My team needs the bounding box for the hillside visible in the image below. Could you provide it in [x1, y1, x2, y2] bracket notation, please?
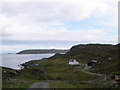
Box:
[17, 49, 69, 54]
[66, 44, 117, 59]
[22, 44, 119, 88]
[23, 43, 119, 76]
[2, 44, 120, 88]
[63, 44, 119, 74]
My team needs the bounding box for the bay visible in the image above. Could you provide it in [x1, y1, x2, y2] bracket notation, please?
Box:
[1, 54, 54, 69]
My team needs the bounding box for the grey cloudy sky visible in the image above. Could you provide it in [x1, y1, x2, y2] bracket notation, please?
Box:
[0, 0, 119, 53]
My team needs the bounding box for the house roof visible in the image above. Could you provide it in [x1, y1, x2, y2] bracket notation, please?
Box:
[89, 60, 97, 63]
[69, 59, 76, 62]
[69, 60, 74, 62]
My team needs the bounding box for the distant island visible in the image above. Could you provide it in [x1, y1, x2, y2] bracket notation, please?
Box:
[17, 49, 69, 54]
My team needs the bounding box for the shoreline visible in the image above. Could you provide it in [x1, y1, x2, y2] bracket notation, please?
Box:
[1, 53, 55, 70]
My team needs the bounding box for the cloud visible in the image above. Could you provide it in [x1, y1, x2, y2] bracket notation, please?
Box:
[1, 0, 118, 23]
[0, 0, 118, 52]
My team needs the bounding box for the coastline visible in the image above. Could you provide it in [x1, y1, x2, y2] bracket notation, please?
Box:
[1, 53, 55, 70]
[2, 44, 120, 88]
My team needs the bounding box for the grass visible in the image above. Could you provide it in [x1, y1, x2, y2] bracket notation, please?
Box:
[2, 55, 115, 88]
[90, 61, 119, 74]
[2, 66, 45, 88]
[49, 80, 106, 88]
[26, 58, 99, 81]
[2, 79, 39, 88]
[50, 81, 76, 88]
[2, 44, 119, 88]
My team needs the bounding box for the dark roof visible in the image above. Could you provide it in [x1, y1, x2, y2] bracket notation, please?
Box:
[89, 60, 97, 63]
[69, 60, 74, 62]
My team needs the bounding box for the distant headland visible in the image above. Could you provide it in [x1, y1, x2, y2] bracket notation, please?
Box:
[17, 49, 69, 54]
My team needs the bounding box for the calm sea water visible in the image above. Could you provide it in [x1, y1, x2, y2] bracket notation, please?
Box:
[1, 54, 54, 69]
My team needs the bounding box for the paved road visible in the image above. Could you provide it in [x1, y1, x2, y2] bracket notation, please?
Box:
[27, 82, 49, 90]
[80, 64, 106, 83]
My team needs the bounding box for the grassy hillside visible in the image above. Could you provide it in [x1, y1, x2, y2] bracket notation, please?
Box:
[25, 57, 98, 81]
[64, 44, 119, 74]
[66, 44, 117, 60]
[2, 67, 45, 88]
[2, 44, 119, 88]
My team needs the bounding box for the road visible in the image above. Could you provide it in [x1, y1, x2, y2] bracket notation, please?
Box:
[80, 64, 106, 83]
[27, 82, 50, 90]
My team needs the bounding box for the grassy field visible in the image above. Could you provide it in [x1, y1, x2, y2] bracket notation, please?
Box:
[89, 60, 119, 74]
[2, 57, 99, 88]
[49, 80, 108, 88]
[25, 57, 99, 81]
[2, 79, 39, 88]
[2, 66, 45, 88]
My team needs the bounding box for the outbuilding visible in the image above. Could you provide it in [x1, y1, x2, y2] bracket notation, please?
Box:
[88, 60, 97, 66]
[111, 74, 120, 81]
[115, 74, 120, 81]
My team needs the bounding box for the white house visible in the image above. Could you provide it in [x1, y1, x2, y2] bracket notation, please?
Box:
[69, 59, 79, 65]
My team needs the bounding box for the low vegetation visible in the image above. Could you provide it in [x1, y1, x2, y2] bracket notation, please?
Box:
[2, 67, 45, 88]
[2, 44, 120, 88]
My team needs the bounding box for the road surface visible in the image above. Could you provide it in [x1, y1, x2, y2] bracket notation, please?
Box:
[81, 64, 106, 83]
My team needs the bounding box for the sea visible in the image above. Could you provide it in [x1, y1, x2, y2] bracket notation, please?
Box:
[0, 54, 54, 70]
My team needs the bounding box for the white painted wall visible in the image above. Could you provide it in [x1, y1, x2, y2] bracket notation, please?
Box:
[69, 60, 79, 65]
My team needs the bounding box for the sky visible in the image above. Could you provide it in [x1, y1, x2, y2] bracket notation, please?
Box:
[0, 0, 119, 53]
